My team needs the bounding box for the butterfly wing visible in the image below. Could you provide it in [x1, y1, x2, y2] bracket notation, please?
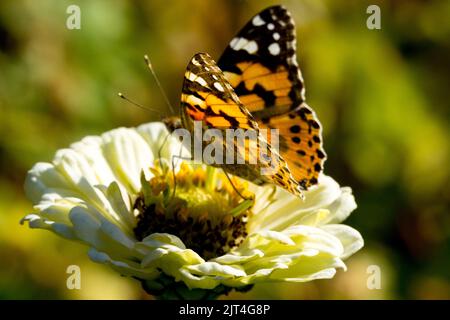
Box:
[218, 5, 326, 189]
[264, 103, 326, 189]
[180, 52, 303, 197]
[181, 52, 258, 131]
[218, 5, 304, 118]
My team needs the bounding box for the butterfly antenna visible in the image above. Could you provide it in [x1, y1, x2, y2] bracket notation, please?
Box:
[117, 92, 163, 117]
[144, 54, 175, 115]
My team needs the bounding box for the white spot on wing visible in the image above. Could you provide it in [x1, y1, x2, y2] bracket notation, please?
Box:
[230, 37, 239, 48]
[245, 41, 258, 54]
[252, 15, 265, 26]
[287, 57, 297, 65]
[213, 82, 224, 92]
[231, 37, 248, 50]
[192, 58, 200, 66]
[186, 71, 196, 82]
[186, 71, 208, 87]
[196, 77, 207, 87]
[273, 32, 280, 40]
[268, 43, 281, 55]
[186, 94, 204, 106]
[268, 23, 275, 30]
[230, 37, 258, 54]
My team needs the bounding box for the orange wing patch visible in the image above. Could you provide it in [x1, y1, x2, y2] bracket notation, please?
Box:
[217, 5, 326, 190]
[181, 54, 259, 131]
[259, 103, 326, 188]
[223, 63, 293, 115]
[218, 6, 305, 118]
[177, 52, 304, 198]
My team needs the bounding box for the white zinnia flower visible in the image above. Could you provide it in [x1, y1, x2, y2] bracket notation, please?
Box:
[21, 122, 363, 299]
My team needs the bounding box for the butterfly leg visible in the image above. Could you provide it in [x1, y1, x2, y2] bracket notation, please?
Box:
[170, 150, 194, 199]
[222, 169, 253, 201]
[157, 132, 171, 163]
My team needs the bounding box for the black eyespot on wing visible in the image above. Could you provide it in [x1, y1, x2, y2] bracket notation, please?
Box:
[316, 149, 326, 159]
[290, 125, 301, 133]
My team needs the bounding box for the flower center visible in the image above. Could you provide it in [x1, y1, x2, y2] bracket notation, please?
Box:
[133, 160, 254, 260]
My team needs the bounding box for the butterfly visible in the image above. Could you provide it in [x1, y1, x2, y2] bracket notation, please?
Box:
[163, 5, 326, 197]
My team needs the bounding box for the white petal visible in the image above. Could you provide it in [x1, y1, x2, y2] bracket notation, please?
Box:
[35, 195, 82, 223]
[177, 268, 221, 290]
[140, 248, 169, 267]
[137, 122, 191, 170]
[69, 206, 102, 246]
[295, 209, 331, 226]
[283, 225, 344, 257]
[101, 128, 154, 193]
[98, 215, 136, 250]
[186, 262, 246, 278]
[70, 136, 117, 186]
[54, 148, 103, 189]
[100, 182, 135, 230]
[24, 162, 71, 204]
[140, 233, 187, 249]
[268, 252, 347, 282]
[222, 224, 347, 285]
[53, 148, 113, 213]
[211, 249, 264, 265]
[322, 187, 357, 224]
[270, 267, 338, 282]
[137, 122, 178, 158]
[320, 224, 364, 259]
[21, 214, 76, 239]
[249, 175, 342, 232]
[69, 206, 136, 258]
[257, 230, 295, 245]
[88, 248, 159, 280]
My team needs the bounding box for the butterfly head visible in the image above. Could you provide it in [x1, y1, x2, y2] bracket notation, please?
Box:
[162, 116, 183, 133]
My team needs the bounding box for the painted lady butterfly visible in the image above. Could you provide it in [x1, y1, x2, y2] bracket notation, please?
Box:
[163, 5, 326, 197]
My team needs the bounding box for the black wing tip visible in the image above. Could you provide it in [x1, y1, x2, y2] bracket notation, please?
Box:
[186, 52, 222, 72]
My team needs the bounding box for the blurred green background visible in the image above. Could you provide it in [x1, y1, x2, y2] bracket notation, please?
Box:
[0, 0, 449, 299]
